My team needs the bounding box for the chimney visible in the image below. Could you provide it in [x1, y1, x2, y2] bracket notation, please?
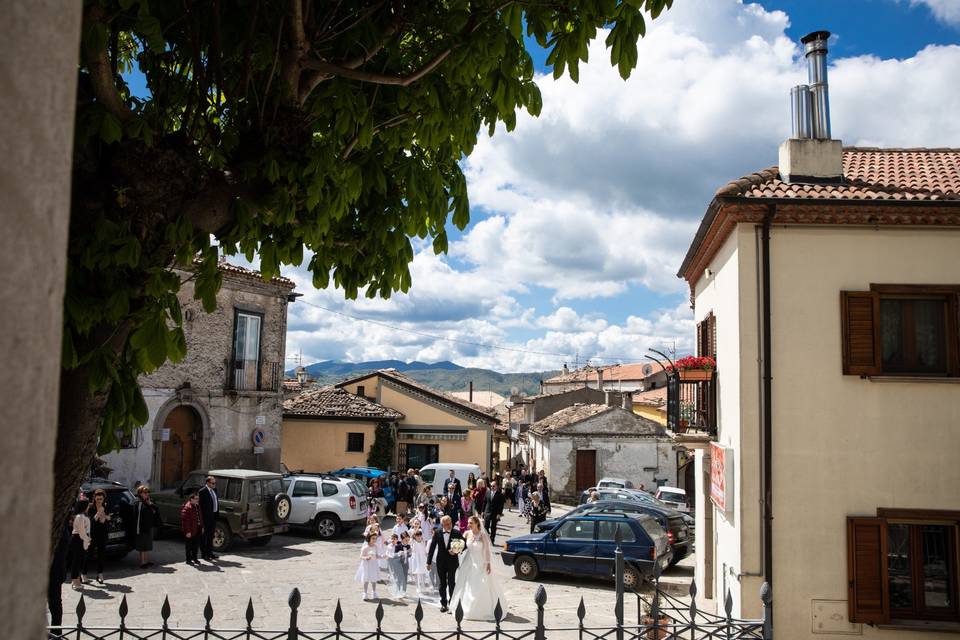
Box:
[469, 381, 473, 403]
[605, 391, 616, 407]
[622, 392, 633, 412]
[539, 379, 544, 395]
[597, 367, 604, 390]
[779, 30, 843, 184]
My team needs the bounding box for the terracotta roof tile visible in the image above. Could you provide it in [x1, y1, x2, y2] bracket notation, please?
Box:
[545, 363, 656, 385]
[284, 386, 403, 420]
[529, 404, 614, 434]
[718, 148, 960, 201]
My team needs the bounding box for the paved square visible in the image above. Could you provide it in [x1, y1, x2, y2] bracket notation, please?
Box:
[58, 506, 692, 634]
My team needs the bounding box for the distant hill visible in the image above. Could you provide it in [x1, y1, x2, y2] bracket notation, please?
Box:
[287, 360, 558, 398]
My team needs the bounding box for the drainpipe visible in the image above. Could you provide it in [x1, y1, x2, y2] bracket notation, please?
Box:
[760, 205, 775, 598]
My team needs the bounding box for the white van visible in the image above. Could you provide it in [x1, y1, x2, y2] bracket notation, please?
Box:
[417, 463, 482, 496]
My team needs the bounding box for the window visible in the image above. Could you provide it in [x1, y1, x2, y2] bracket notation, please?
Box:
[847, 510, 959, 625]
[841, 286, 959, 377]
[556, 520, 595, 540]
[697, 312, 717, 359]
[357, 385, 365, 397]
[597, 520, 636, 542]
[321, 483, 338, 497]
[346, 433, 365, 452]
[232, 310, 262, 390]
[249, 480, 264, 503]
[291, 481, 318, 498]
[222, 479, 242, 502]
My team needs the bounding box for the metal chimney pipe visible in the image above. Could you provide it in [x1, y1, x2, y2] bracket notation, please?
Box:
[790, 85, 813, 139]
[801, 30, 831, 140]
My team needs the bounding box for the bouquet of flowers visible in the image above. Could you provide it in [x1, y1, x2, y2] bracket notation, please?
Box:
[449, 539, 466, 555]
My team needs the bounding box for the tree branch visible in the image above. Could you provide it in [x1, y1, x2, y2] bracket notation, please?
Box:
[281, 0, 308, 104]
[83, 5, 134, 122]
[341, 113, 412, 161]
[302, 48, 451, 87]
[298, 20, 398, 104]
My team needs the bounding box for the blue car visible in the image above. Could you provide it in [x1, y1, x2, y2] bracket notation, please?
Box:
[330, 467, 395, 508]
[501, 513, 672, 590]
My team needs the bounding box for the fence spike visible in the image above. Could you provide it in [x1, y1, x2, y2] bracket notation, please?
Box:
[414, 599, 423, 624]
[334, 599, 343, 627]
[760, 582, 772, 605]
[246, 597, 255, 627]
[724, 590, 733, 619]
[689, 579, 697, 600]
[119, 594, 129, 622]
[455, 601, 464, 628]
[75, 594, 86, 625]
[494, 599, 503, 624]
[204, 596, 214, 626]
[376, 601, 385, 628]
[577, 597, 586, 623]
[288, 588, 302, 610]
[161, 595, 171, 622]
[535, 585, 547, 607]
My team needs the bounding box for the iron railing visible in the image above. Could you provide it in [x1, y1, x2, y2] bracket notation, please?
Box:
[50, 540, 771, 640]
[666, 371, 717, 437]
[225, 359, 281, 393]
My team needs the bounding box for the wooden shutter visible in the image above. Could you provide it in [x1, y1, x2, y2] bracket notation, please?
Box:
[696, 321, 703, 357]
[707, 314, 717, 359]
[841, 292, 881, 376]
[847, 517, 890, 624]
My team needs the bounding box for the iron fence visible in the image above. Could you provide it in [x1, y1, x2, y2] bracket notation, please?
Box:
[666, 372, 717, 437]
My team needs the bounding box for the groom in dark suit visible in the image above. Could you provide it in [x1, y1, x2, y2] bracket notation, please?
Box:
[427, 515, 464, 613]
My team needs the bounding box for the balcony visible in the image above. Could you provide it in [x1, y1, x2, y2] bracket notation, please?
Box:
[666, 369, 717, 443]
[225, 358, 281, 393]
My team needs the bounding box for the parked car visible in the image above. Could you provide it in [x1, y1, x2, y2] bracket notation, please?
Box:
[579, 487, 664, 506]
[79, 478, 136, 558]
[597, 477, 634, 489]
[282, 473, 368, 539]
[329, 466, 395, 512]
[534, 499, 692, 565]
[153, 469, 292, 552]
[655, 486, 690, 513]
[501, 512, 671, 590]
[416, 463, 482, 496]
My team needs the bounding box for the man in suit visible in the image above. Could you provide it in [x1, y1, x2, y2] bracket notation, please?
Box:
[427, 515, 464, 613]
[198, 476, 219, 560]
[442, 469, 462, 502]
[483, 481, 506, 544]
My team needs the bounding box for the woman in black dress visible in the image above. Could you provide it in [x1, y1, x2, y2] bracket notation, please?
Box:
[134, 485, 160, 568]
[85, 489, 110, 584]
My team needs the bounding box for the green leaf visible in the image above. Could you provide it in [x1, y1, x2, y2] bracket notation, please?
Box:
[99, 112, 122, 144]
[130, 387, 149, 425]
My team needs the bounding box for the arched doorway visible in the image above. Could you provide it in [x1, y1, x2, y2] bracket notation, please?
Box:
[160, 405, 202, 488]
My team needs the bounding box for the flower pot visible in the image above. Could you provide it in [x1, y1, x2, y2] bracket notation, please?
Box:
[678, 369, 712, 381]
[642, 616, 672, 640]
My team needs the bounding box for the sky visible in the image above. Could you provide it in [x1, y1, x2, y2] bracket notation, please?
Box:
[262, 0, 960, 373]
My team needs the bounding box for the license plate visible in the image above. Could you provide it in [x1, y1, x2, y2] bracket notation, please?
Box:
[108, 531, 125, 540]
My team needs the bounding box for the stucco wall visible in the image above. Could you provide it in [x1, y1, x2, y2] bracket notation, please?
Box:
[767, 225, 960, 640]
[282, 419, 378, 472]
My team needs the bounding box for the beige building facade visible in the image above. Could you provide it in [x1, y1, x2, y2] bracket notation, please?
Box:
[678, 146, 960, 640]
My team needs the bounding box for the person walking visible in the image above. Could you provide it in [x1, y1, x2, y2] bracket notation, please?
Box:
[85, 489, 110, 584]
[427, 515, 465, 613]
[483, 481, 506, 544]
[442, 469, 462, 502]
[395, 473, 412, 518]
[198, 476, 219, 560]
[134, 485, 160, 568]
[69, 501, 91, 590]
[473, 478, 488, 515]
[528, 492, 548, 534]
[356, 532, 382, 601]
[180, 490, 204, 566]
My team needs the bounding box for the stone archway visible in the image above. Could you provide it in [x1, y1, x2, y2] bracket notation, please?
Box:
[152, 397, 211, 488]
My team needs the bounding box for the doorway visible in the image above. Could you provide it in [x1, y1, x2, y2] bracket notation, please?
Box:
[575, 449, 596, 492]
[405, 444, 439, 470]
[160, 405, 202, 488]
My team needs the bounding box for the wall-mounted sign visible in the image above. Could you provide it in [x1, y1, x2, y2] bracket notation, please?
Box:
[710, 441, 734, 515]
[251, 428, 266, 447]
[255, 415, 266, 425]
[160, 428, 171, 442]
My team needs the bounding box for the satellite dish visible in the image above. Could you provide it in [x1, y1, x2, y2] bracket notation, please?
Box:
[642, 364, 653, 376]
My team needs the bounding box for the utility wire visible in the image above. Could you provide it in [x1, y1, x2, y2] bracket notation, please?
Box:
[294, 298, 651, 363]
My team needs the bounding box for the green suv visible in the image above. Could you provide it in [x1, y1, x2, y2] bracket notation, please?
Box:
[153, 469, 292, 552]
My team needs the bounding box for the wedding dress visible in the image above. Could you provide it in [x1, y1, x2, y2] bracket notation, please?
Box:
[449, 529, 507, 621]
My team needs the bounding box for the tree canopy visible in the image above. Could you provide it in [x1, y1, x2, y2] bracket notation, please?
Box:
[57, 0, 673, 547]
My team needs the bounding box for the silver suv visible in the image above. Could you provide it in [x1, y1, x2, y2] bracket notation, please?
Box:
[282, 474, 368, 539]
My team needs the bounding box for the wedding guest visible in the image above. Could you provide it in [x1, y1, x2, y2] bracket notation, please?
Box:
[409, 529, 430, 596]
[134, 485, 160, 568]
[180, 490, 203, 566]
[69, 501, 91, 590]
[466, 472, 477, 493]
[483, 481, 506, 544]
[386, 533, 409, 598]
[528, 492, 548, 534]
[459, 491, 474, 531]
[198, 476, 219, 561]
[473, 478, 488, 515]
[84, 489, 110, 584]
[356, 532, 382, 601]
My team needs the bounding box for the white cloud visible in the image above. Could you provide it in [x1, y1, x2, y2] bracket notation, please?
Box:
[913, 0, 960, 26]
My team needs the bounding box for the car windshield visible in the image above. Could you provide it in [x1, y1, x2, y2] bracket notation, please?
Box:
[659, 490, 685, 502]
[599, 481, 625, 488]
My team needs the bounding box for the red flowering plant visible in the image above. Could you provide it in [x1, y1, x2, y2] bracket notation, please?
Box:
[667, 356, 716, 372]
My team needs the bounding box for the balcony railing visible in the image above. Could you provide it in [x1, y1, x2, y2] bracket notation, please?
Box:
[666, 370, 717, 437]
[225, 359, 281, 393]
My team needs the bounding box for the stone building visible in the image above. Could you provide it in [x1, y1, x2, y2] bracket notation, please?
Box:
[104, 262, 296, 488]
[527, 404, 675, 501]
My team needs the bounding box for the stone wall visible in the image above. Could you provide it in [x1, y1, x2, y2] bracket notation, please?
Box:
[547, 437, 677, 501]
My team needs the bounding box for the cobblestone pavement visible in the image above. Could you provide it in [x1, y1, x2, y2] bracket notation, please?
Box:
[57, 505, 693, 634]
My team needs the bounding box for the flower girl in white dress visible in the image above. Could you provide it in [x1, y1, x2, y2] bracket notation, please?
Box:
[408, 528, 430, 595]
[355, 532, 382, 601]
[449, 516, 507, 621]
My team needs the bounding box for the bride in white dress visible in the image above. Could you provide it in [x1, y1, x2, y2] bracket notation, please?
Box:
[449, 515, 507, 621]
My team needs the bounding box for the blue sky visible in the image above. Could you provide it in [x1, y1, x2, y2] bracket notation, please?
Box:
[265, 1, 960, 372]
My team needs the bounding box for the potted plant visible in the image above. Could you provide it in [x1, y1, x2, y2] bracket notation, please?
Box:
[669, 356, 716, 381]
[641, 600, 672, 640]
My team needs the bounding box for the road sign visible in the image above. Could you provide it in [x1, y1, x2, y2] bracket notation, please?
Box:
[251, 427, 266, 446]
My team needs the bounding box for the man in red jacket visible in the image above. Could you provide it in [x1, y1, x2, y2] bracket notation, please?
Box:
[180, 491, 204, 566]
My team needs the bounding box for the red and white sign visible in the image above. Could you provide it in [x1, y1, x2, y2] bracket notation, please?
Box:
[709, 442, 733, 514]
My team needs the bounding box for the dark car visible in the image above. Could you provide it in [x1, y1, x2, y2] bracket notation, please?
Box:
[80, 478, 137, 558]
[501, 512, 671, 590]
[579, 487, 665, 506]
[536, 499, 692, 566]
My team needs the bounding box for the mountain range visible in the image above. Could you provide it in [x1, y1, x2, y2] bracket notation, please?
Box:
[287, 360, 559, 398]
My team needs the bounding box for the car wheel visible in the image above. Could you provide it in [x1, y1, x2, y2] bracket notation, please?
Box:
[514, 555, 540, 580]
[314, 514, 341, 540]
[622, 565, 642, 591]
[212, 520, 233, 552]
[272, 493, 292, 523]
[249, 535, 272, 546]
